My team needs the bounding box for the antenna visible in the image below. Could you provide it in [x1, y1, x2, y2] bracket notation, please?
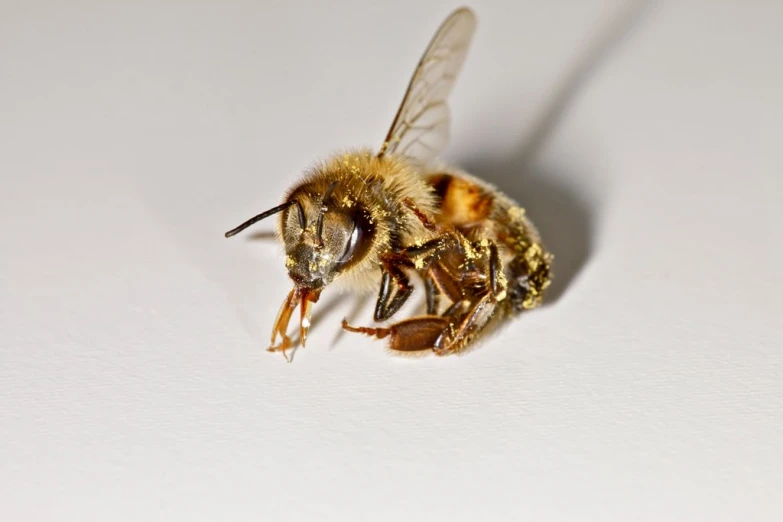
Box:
[224, 199, 305, 238]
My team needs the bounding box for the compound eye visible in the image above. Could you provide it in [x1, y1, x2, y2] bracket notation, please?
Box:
[338, 209, 374, 268]
[339, 222, 362, 264]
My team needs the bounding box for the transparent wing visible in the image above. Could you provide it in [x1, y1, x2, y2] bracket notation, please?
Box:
[378, 7, 477, 164]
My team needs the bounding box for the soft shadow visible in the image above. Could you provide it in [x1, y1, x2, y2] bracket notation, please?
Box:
[309, 291, 352, 328]
[329, 293, 372, 349]
[245, 230, 277, 241]
[512, 0, 655, 169]
[452, 0, 654, 303]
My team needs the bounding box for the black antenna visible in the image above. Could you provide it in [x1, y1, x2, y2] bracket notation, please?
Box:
[316, 182, 339, 246]
[224, 199, 305, 238]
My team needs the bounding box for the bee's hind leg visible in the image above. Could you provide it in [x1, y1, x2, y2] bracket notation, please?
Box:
[430, 244, 506, 356]
[342, 316, 450, 353]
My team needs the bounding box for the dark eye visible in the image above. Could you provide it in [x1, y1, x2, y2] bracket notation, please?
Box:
[338, 209, 374, 268]
[339, 221, 362, 264]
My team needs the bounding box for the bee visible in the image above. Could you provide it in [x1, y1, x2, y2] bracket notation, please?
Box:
[224, 7, 552, 361]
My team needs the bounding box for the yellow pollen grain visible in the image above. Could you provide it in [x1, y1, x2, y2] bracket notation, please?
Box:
[463, 241, 480, 260]
[524, 244, 543, 271]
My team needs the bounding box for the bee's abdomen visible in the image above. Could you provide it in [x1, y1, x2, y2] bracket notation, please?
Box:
[423, 171, 553, 313]
[426, 173, 495, 227]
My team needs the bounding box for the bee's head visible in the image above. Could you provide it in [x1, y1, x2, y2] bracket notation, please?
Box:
[280, 182, 375, 290]
[224, 181, 377, 348]
[223, 181, 375, 291]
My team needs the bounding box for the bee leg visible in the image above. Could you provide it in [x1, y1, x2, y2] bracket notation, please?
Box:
[433, 293, 496, 356]
[402, 235, 451, 257]
[374, 236, 455, 322]
[341, 320, 392, 340]
[424, 276, 441, 315]
[374, 254, 415, 322]
[431, 244, 505, 356]
[442, 298, 470, 317]
[342, 317, 451, 353]
[487, 242, 507, 301]
[426, 261, 465, 304]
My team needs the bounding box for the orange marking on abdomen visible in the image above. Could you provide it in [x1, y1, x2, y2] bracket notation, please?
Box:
[427, 174, 495, 227]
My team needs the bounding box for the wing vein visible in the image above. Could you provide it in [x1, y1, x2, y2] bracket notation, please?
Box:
[376, 7, 477, 164]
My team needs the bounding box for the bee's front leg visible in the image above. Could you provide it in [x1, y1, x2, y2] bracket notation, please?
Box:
[373, 235, 455, 322]
[373, 253, 415, 322]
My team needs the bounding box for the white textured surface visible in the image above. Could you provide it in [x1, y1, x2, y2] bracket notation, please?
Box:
[1, 1, 782, 520]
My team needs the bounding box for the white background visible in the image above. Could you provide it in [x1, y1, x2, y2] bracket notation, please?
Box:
[2, 0, 782, 520]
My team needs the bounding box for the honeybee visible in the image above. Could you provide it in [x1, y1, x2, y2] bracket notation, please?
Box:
[225, 7, 552, 361]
